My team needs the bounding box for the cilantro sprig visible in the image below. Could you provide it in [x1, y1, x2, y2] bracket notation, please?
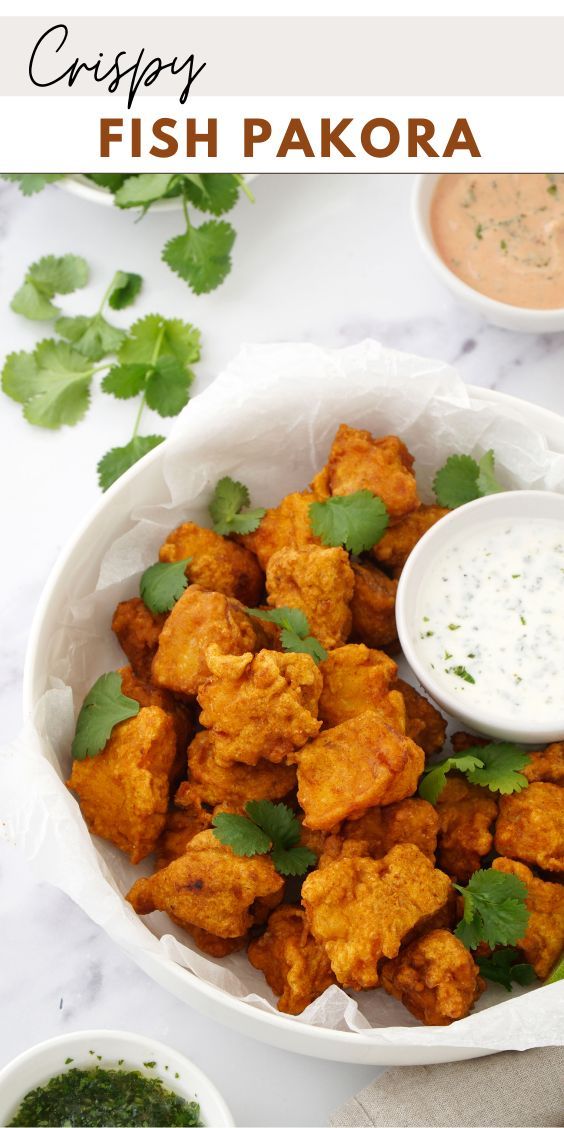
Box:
[140, 557, 191, 613]
[2, 173, 63, 195]
[209, 477, 265, 536]
[419, 742, 530, 804]
[11, 254, 88, 321]
[212, 800, 316, 876]
[71, 672, 140, 760]
[454, 869, 530, 950]
[476, 948, 535, 991]
[433, 450, 502, 508]
[309, 490, 389, 554]
[55, 270, 142, 362]
[247, 606, 328, 664]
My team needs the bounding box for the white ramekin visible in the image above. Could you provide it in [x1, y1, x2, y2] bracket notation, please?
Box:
[396, 489, 564, 743]
[0, 1030, 234, 1128]
[412, 174, 564, 333]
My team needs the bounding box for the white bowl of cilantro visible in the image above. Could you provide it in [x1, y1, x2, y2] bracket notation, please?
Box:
[59, 173, 256, 211]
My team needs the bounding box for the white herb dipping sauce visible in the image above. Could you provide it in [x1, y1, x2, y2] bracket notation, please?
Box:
[413, 514, 564, 728]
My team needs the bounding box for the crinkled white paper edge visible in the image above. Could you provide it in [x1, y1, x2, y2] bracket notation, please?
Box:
[2, 340, 564, 1050]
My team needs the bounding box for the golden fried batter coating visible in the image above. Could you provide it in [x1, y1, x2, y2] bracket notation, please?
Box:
[183, 926, 246, 958]
[152, 586, 261, 697]
[119, 666, 192, 759]
[266, 545, 354, 650]
[237, 491, 321, 571]
[68, 706, 177, 864]
[494, 783, 564, 873]
[436, 776, 498, 883]
[318, 836, 371, 868]
[492, 858, 564, 979]
[159, 520, 264, 606]
[302, 844, 452, 990]
[341, 798, 439, 862]
[154, 804, 212, 870]
[350, 561, 399, 650]
[396, 680, 447, 759]
[318, 644, 398, 728]
[247, 905, 335, 1014]
[523, 743, 564, 785]
[297, 710, 425, 830]
[381, 929, 484, 1025]
[325, 425, 419, 519]
[450, 732, 489, 754]
[127, 830, 284, 938]
[175, 730, 297, 809]
[198, 648, 322, 766]
[372, 506, 449, 572]
[112, 597, 167, 681]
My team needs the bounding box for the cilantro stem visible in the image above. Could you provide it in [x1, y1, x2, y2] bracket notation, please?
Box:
[181, 191, 191, 230]
[234, 174, 255, 203]
[97, 277, 115, 315]
[131, 394, 146, 439]
[131, 322, 165, 439]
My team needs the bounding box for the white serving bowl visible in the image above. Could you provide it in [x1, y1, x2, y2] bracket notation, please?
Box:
[21, 380, 564, 1067]
[58, 174, 256, 211]
[0, 1030, 233, 1127]
[412, 174, 564, 333]
[396, 489, 564, 743]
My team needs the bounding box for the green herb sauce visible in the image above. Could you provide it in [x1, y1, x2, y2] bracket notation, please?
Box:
[8, 1066, 201, 1127]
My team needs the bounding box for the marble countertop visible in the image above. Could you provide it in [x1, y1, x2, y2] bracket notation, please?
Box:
[2, 173, 564, 1128]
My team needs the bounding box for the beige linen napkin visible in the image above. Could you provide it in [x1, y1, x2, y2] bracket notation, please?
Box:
[330, 1048, 564, 1127]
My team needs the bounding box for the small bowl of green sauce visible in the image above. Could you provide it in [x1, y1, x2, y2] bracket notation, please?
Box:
[0, 1030, 234, 1128]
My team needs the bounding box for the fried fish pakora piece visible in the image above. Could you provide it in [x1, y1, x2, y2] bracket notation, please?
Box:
[380, 929, 484, 1025]
[372, 506, 449, 572]
[67, 706, 177, 864]
[341, 798, 439, 862]
[494, 783, 564, 873]
[396, 679, 447, 759]
[159, 520, 264, 606]
[198, 647, 322, 766]
[523, 743, 564, 785]
[317, 836, 371, 868]
[151, 585, 261, 697]
[112, 597, 167, 681]
[236, 491, 321, 571]
[297, 710, 425, 830]
[435, 776, 498, 883]
[302, 844, 452, 989]
[350, 561, 399, 650]
[154, 803, 212, 870]
[492, 858, 564, 979]
[127, 830, 284, 938]
[266, 545, 354, 650]
[119, 665, 193, 757]
[324, 424, 419, 519]
[318, 644, 398, 727]
[247, 905, 336, 1014]
[175, 730, 297, 809]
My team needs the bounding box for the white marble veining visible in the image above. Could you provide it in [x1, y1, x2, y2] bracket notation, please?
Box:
[1, 173, 564, 1127]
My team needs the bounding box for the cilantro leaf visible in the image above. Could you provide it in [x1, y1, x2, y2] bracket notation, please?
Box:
[309, 490, 389, 554]
[71, 671, 140, 760]
[85, 173, 128, 192]
[211, 812, 271, 857]
[247, 606, 328, 664]
[454, 869, 530, 950]
[101, 364, 149, 400]
[162, 220, 236, 294]
[466, 743, 530, 795]
[418, 751, 485, 804]
[477, 450, 503, 497]
[476, 948, 535, 991]
[209, 476, 265, 535]
[2, 173, 63, 195]
[182, 174, 241, 216]
[55, 313, 126, 361]
[11, 254, 88, 320]
[546, 954, 564, 984]
[107, 270, 143, 311]
[212, 800, 315, 875]
[145, 357, 193, 417]
[4, 340, 94, 429]
[97, 434, 165, 491]
[140, 557, 191, 613]
[433, 450, 502, 508]
[113, 173, 177, 209]
[117, 315, 201, 368]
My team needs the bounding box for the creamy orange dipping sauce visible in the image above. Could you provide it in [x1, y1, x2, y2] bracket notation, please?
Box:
[431, 174, 564, 309]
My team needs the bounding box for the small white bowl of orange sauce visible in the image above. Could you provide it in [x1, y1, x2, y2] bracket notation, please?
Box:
[412, 173, 564, 333]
